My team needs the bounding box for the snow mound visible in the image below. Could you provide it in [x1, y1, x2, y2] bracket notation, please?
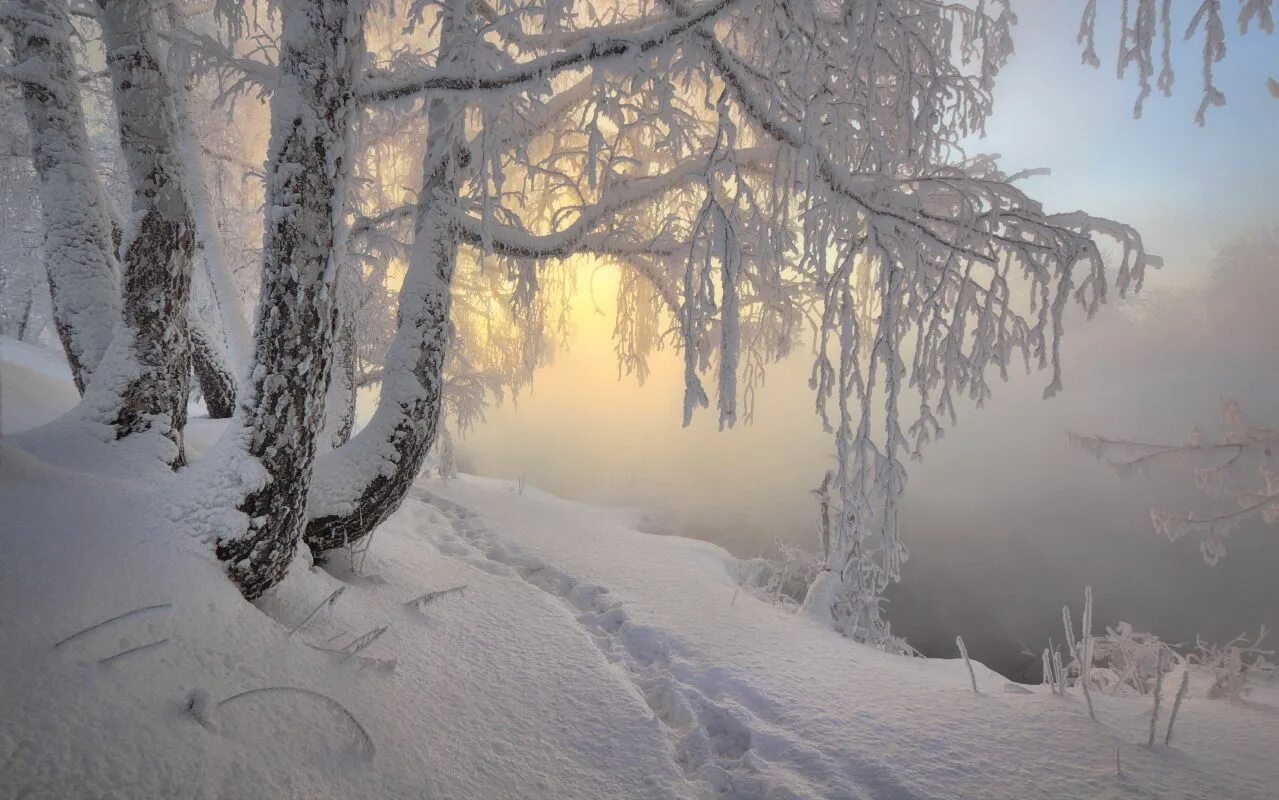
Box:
[0, 337, 78, 434]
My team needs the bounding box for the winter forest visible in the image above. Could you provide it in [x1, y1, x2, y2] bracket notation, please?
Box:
[0, 0, 1276, 797]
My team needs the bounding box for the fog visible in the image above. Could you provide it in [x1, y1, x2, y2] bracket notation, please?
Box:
[451, 6, 1279, 677]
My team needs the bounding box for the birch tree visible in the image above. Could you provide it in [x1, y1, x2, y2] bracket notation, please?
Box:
[0, 0, 1155, 608]
[73, 0, 197, 462]
[0, 0, 120, 393]
[191, 0, 368, 599]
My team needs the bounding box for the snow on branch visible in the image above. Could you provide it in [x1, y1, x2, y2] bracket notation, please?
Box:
[164, 27, 276, 101]
[357, 0, 743, 104]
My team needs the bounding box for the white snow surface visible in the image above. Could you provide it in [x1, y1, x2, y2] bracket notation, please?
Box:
[2, 340, 1277, 799]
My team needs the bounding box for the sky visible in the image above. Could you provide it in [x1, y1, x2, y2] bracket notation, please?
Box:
[452, 4, 1279, 675]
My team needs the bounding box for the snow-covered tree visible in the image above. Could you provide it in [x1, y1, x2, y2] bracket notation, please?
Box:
[0, 86, 43, 341]
[192, 0, 369, 598]
[8, 0, 1158, 609]
[0, 0, 121, 392]
[76, 0, 199, 461]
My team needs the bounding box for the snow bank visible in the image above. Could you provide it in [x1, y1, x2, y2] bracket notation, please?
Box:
[1, 346, 1276, 799]
[0, 337, 78, 434]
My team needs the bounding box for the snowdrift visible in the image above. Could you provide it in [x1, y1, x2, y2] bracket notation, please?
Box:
[1, 338, 1276, 799]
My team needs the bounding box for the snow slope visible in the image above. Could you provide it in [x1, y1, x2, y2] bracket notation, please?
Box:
[1, 341, 1276, 799]
[0, 337, 78, 434]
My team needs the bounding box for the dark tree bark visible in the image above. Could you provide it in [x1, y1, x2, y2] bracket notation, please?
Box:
[214, 0, 367, 599]
[164, 0, 254, 374]
[88, 0, 197, 462]
[2, 0, 121, 393]
[15, 285, 34, 341]
[188, 307, 236, 418]
[303, 9, 463, 555]
[321, 307, 358, 448]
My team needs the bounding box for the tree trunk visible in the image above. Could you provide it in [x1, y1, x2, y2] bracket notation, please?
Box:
[320, 302, 358, 449]
[82, 0, 196, 463]
[164, 0, 254, 375]
[188, 306, 236, 418]
[303, 12, 463, 554]
[213, 0, 367, 599]
[16, 285, 34, 341]
[2, 0, 121, 393]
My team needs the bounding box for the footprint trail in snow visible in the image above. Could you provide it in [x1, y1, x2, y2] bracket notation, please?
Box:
[411, 486, 777, 799]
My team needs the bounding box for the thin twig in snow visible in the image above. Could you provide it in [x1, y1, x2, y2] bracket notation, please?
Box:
[53, 603, 172, 648]
[1165, 669, 1190, 745]
[288, 587, 345, 637]
[404, 585, 467, 608]
[341, 625, 389, 662]
[956, 635, 979, 693]
[217, 687, 374, 757]
[1148, 650, 1166, 747]
[97, 638, 170, 664]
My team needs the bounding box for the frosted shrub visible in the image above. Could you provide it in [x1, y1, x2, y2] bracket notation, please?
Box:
[1091, 623, 1180, 696]
[734, 542, 821, 610]
[437, 426, 458, 480]
[1190, 627, 1276, 702]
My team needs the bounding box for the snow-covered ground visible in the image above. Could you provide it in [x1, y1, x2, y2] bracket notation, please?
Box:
[2, 336, 1276, 799]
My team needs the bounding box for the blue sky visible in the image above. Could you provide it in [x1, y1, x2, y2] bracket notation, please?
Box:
[977, 3, 1278, 285]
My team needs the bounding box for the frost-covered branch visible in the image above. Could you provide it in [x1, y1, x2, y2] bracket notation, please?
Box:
[357, 0, 741, 103]
[1078, 0, 1277, 123]
[1072, 400, 1279, 565]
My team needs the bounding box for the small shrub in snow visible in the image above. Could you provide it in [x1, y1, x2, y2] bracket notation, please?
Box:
[1092, 622, 1179, 696]
[437, 426, 457, 480]
[733, 541, 821, 610]
[1190, 627, 1276, 702]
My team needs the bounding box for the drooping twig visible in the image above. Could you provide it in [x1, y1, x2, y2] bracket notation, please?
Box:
[217, 687, 374, 757]
[956, 635, 979, 693]
[1164, 669, 1190, 745]
[404, 584, 467, 609]
[97, 638, 170, 665]
[54, 603, 172, 648]
[289, 587, 346, 637]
